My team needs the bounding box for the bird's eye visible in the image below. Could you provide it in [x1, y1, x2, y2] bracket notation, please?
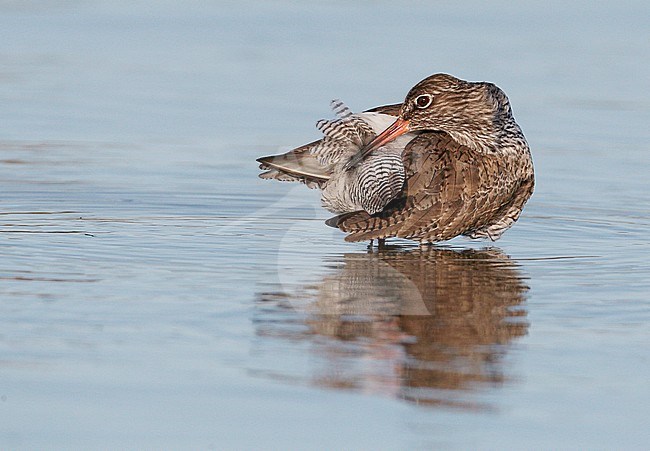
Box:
[414, 94, 433, 109]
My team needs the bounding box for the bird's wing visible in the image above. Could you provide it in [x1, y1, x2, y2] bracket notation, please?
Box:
[258, 102, 401, 189]
[310, 115, 376, 165]
[257, 141, 331, 189]
[363, 103, 402, 116]
[328, 131, 524, 242]
[257, 116, 376, 188]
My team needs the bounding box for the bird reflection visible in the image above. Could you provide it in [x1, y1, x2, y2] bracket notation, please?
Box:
[254, 247, 529, 409]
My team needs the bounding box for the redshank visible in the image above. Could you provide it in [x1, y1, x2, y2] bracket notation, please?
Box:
[257, 73, 534, 244]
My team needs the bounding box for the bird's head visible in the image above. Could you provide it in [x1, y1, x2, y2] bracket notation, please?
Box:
[399, 74, 516, 151]
[345, 74, 522, 170]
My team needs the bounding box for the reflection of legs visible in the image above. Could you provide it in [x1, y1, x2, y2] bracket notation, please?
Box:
[368, 238, 386, 250]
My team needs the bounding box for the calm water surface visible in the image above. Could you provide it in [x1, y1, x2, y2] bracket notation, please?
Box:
[1, 1, 649, 449]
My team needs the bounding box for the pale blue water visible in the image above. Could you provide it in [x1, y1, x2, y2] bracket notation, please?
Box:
[1, 1, 649, 449]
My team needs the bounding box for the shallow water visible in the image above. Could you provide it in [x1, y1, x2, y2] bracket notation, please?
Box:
[1, 1, 650, 449]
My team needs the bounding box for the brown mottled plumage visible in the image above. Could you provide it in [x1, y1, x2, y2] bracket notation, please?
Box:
[258, 73, 534, 244]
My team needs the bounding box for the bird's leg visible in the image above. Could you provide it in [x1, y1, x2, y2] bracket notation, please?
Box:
[378, 238, 386, 249]
[367, 239, 374, 250]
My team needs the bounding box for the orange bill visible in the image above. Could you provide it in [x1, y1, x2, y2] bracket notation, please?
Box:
[344, 118, 411, 170]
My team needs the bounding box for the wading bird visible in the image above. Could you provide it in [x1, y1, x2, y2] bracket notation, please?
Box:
[257, 74, 534, 245]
